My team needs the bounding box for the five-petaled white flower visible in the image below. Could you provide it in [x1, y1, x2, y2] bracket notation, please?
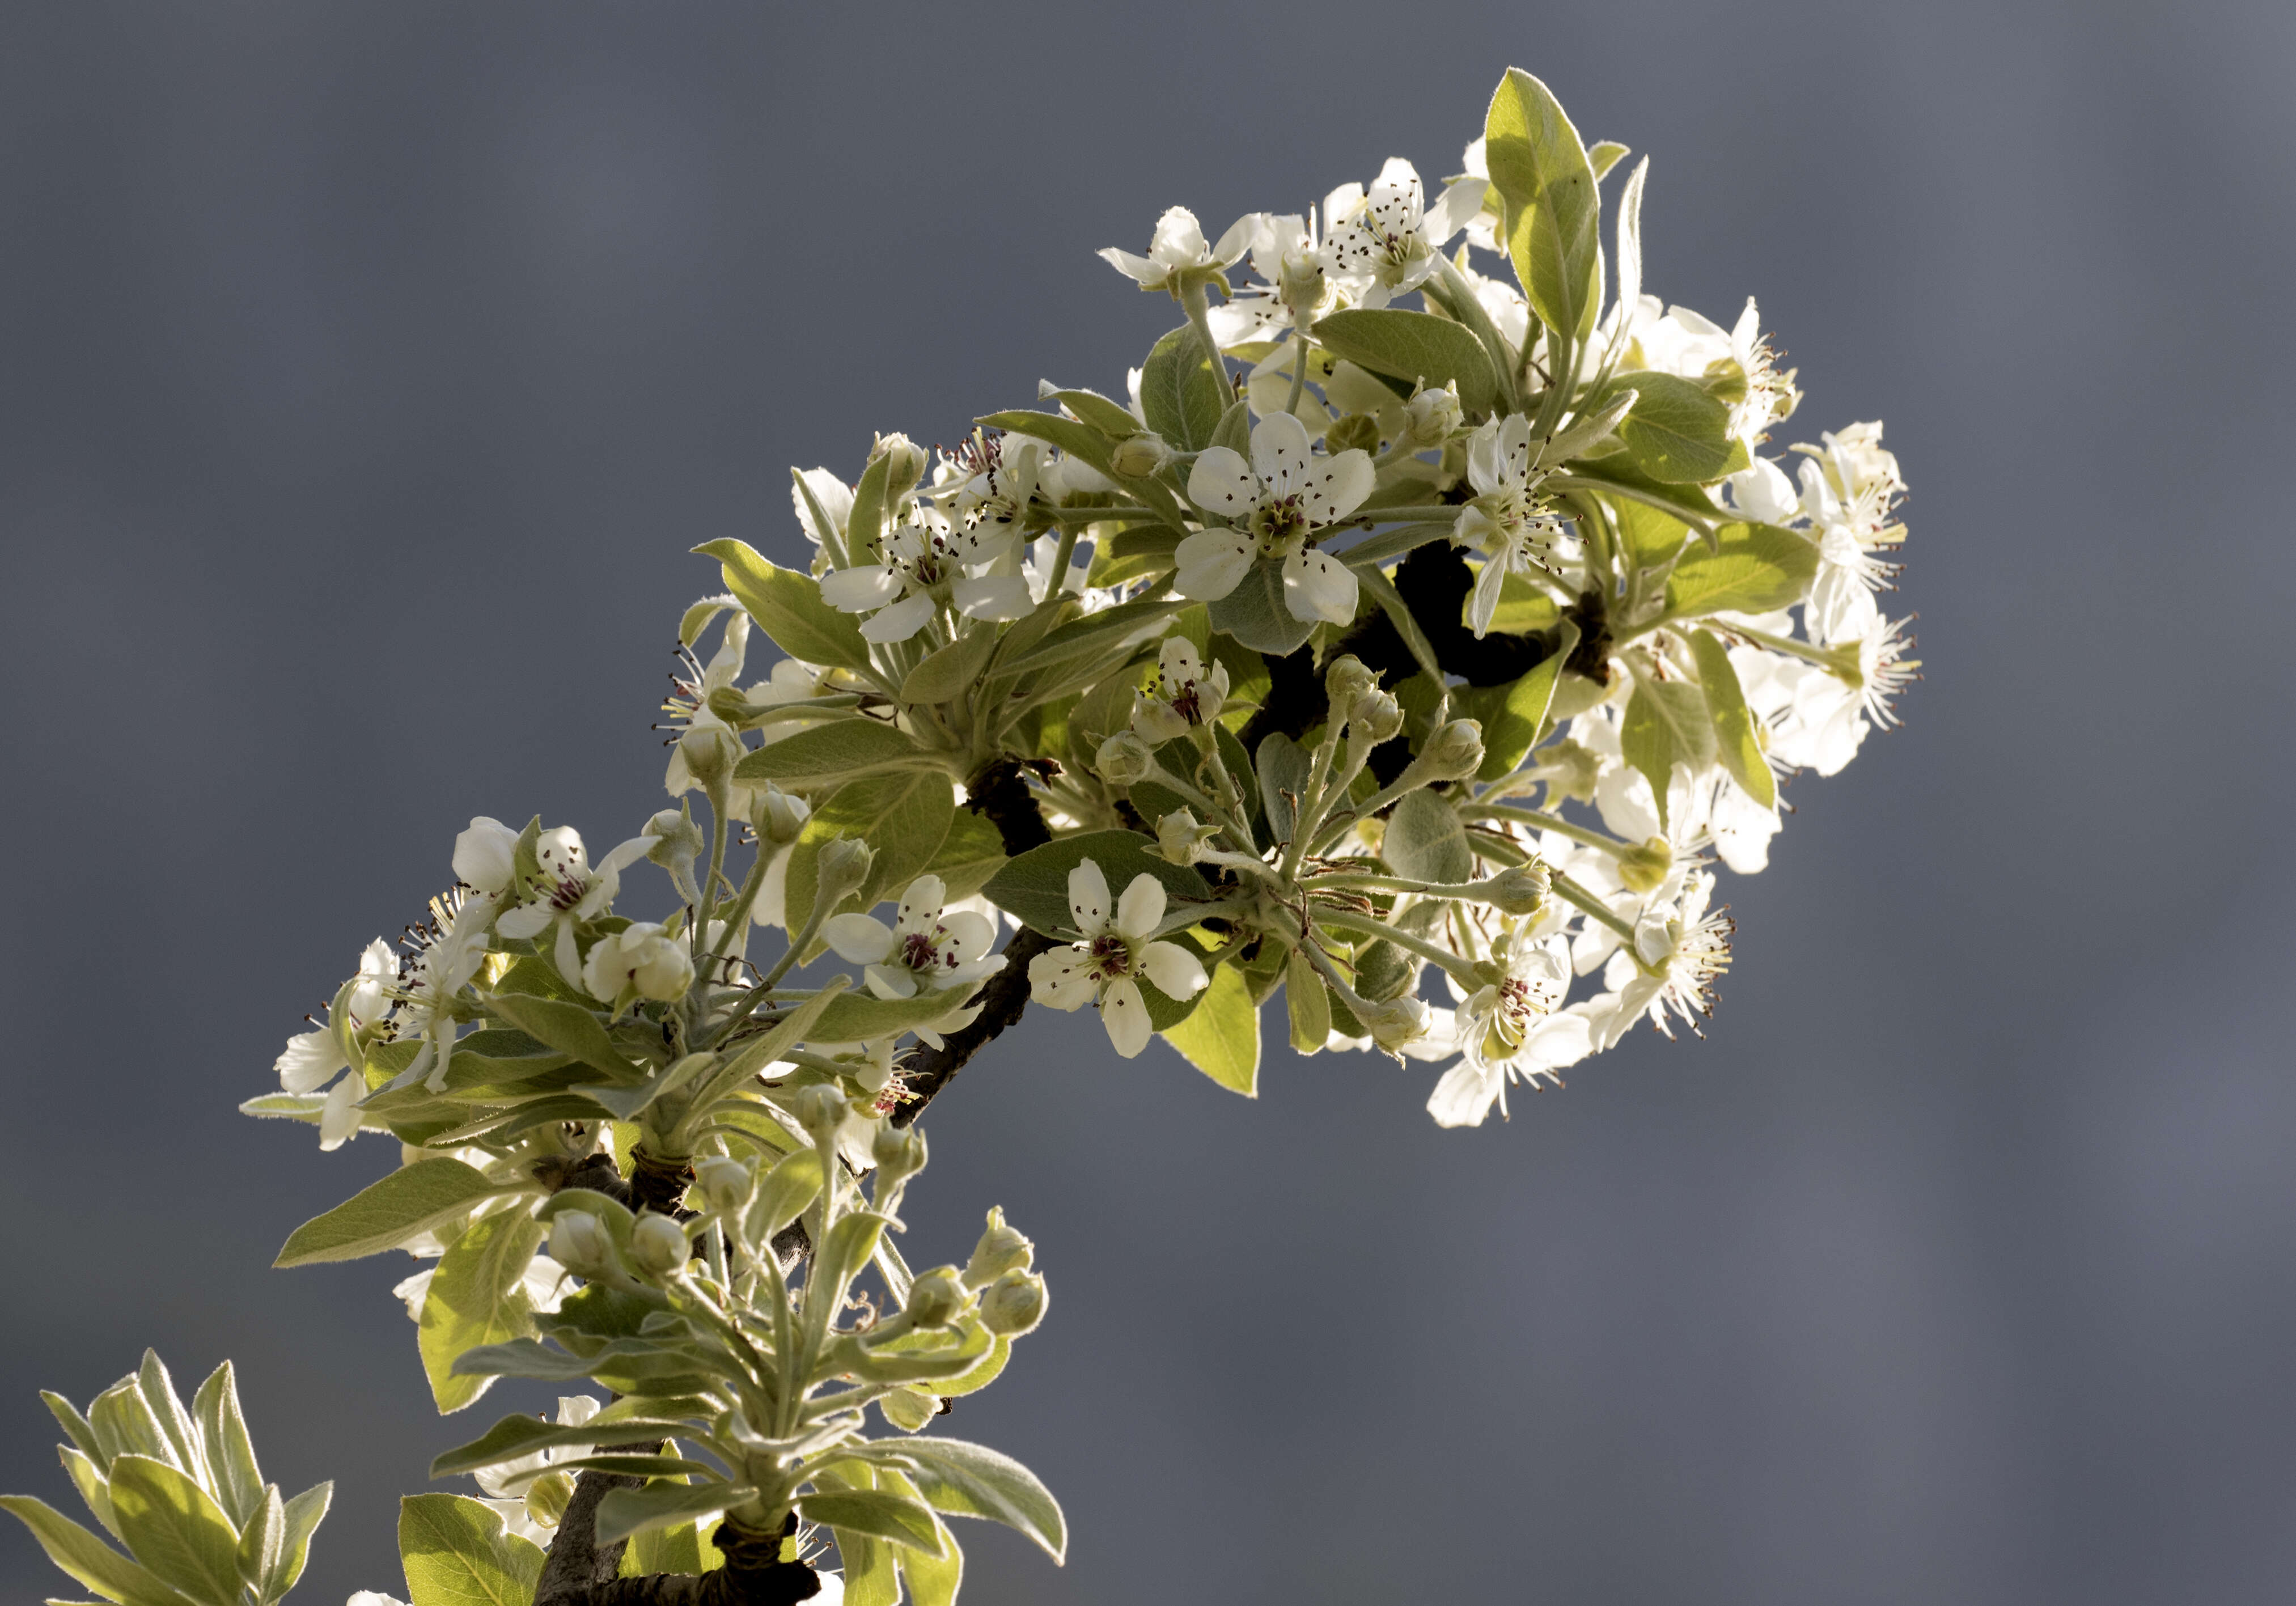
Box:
[1452, 414, 1573, 638]
[1178, 412, 1374, 624]
[1793, 422, 1907, 645]
[824, 875, 1003, 1007]
[1424, 927, 1595, 1127]
[819, 508, 1033, 644]
[1131, 635, 1230, 743]
[392, 888, 499, 1093]
[274, 937, 398, 1150]
[1206, 205, 1345, 344]
[1320, 158, 1485, 308]
[1594, 871, 1735, 1046]
[1099, 206, 1257, 293]
[1027, 861, 1209, 1058]
[497, 825, 662, 985]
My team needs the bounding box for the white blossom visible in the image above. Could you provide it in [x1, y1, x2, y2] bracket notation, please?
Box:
[1320, 158, 1485, 308]
[823, 876, 1002, 1006]
[273, 938, 397, 1151]
[1098, 206, 1257, 292]
[1594, 871, 1735, 1046]
[1027, 861, 1208, 1058]
[1452, 415, 1573, 637]
[1177, 412, 1374, 623]
[1130, 635, 1229, 743]
[496, 826, 662, 985]
[581, 921, 695, 1006]
[820, 507, 1032, 643]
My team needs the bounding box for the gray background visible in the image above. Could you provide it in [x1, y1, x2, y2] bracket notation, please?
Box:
[3, 2, 2291, 1601]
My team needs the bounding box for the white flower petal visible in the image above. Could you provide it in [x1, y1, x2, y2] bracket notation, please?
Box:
[951, 575, 1035, 622]
[494, 900, 553, 939]
[859, 593, 935, 643]
[1282, 548, 1359, 624]
[820, 566, 901, 612]
[1186, 446, 1258, 517]
[1173, 529, 1255, 601]
[275, 1030, 347, 1095]
[1300, 448, 1375, 524]
[1115, 872, 1167, 940]
[1138, 940, 1208, 1001]
[1427, 1059, 1502, 1128]
[822, 913, 897, 965]
[319, 1073, 363, 1150]
[938, 910, 996, 965]
[1248, 410, 1314, 491]
[864, 964, 919, 1001]
[1067, 858, 1112, 934]
[1028, 949, 1096, 1011]
[1100, 977, 1152, 1058]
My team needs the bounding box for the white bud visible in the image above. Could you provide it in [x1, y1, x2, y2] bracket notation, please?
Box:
[816, 837, 874, 897]
[1416, 720, 1486, 782]
[1156, 808, 1217, 866]
[979, 1269, 1049, 1337]
[452, 817, 520, 895]
[872, 1118, 925, 1178]
[581, 922, 695, 1005]
[793, 1084, 850, 1135]
[1095, 731, 1157, 786]
[1350, 688, 1404, 741]
[630, 1213, 691, 1277]
[693, 1156, 754, 1215]
[963, 1206, 1035, 1290]
[904, 1266, 969, 1329]
[548, 1210, 613, 1277]
[1324, 654, 1376, 705]
[755, 786, 810, 846]
[1108, 431, 1175, 479]
[1401, 382, 1463, 447]
[677, 722, 741, 787]
[1360, 995, 1432, 1052]
[1485, 863, 1552, 916]
[872, 431, 929, 499]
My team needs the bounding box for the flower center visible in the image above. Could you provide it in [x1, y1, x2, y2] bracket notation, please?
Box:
[1086, 933, 1135, 979]
[1249, 498, 1308, 556]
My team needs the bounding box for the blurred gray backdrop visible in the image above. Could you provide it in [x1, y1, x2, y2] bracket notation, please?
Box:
[4, 2, 2293, 1601]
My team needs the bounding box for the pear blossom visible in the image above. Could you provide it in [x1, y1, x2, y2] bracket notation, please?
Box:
[1320, 158, 1485, 307]
[822, 876, 1002, 1006]
[1027, 861, 1208, 1058]
[1421, 926, 1594, 1125]
[581, 920, 696, 1007]
[1130, 635, 1229, 743]
[1794, 422, 1907, 645]
[1452, 414, 1574, 637]
[1178, 412, 1374, 623]
[819, 508, 1033, 643]
[273, 938, 398, 1150]
[1735, 617, 1916, 778]
[391, 887, 499, 1093]
[1594, 871, 1735, 1046]
[662, 612, 751, 798]
[1098, 205, 1257, 293]
[790, 466, 854, 552]
[1206, 205, 1344, 344]
[451, 816, 520, 896]
[496, 825, 662, 984]
[1616, 295, 1797, 446]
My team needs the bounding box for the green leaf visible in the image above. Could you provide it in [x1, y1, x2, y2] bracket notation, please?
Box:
[1310, 309, 1501, 419]
[1138, 325, 1226, 451]
[43, 1392, 105, 1468]
[1283, 950, 1330, 1053]
[1611, 495, 1693, 569]
[1663, 522, 1819, 617]
[1468, 622, 1574, 781]
[1043, 387, 1141, 438]
[899, 624, 999, 705]
[87, 1383, 170, 1473]
[130, 1359, 200, 1489]
[693, 539, 873, 674]
[231, 1488, 281, 1600]
[1603, 371, 1747, 484]
[429, 1406, 696, 1478]
[268, 1484, 330, 1602]
[977, 407, 1191, 529]
[804, 988, 973, 1046]
[1255, 732, 1311, 849]
[103, 1458, 238, 1606]
[188, 1365, 261, 1530]
[396, 1493, 544, 1606]
[982, 829, 1211, 937]
[481, 993, 643, 1082]
[884, 1472, 961, 1606]
[1002, 596, 1180, 679]
[592, 1481, 744, 1548]
[732, 720, 931, 789]
[1159, 963, 1259, 1095]
[798, 1489, 946, 1556]
[1206, 558, 1316, 655]
[890, 1438, 1067, 1561]
[0, 1496, 196, 1606]
[1567, 458, 1730, 527]
[1207, 397, 1250, 456]
[418, 1207, 547, 1415]
[1689, 628, 1775, 810]
[1485, 68, 1602, 341]
[60, 1447, 118, 1540]
[920, 808, 1005, 903]
[1384, 789, 1473, 884]
[783, 768, 955, 933]
[745, 1147, 824, 1241]
[1620, 678, 1717, 830]
[273, 1160, 505, 1269]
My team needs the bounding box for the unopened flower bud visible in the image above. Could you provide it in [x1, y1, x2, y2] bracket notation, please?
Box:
[549, 1210, 613, 1277]
[1415, 719, 1485, 781]
[1108, 431, 1175, 478]
[1350, 687, 1403, 741]
[693, 1156, 754, 1215]
[793, 1084, 851, 1135]
[581, 922, 696, 1005]
[1130, 692, 1191, 745]
[1277, 248, 1326, 310]
[904, 1267, 969, 1329]
[1157, 808, 1217, 866]
[630, 1213, 691, 1276]
[1095, 731, 1157, 787]
[1485, 862, 1552, 916]
[452, 817, 520, 895]
[816, 837, 874, 899]
[1400, 382, 1463, 447]
[753, 785, 810, 846]
[1324, 654, 1376, 705]
[872, 431, 929, 500]
[1617, 836, 1672, 894]
[979, 1269, 1049, 1337]
[963, 1206, 1035, 1290]
[1360, 995, 1432, 1053]
[872, 1118, 925, 1179]
[1324, 413, 1381, 456]
[677, 721, 741, 787]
